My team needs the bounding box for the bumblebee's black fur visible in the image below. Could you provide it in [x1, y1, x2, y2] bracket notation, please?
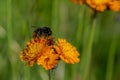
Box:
[41, 27, 52, 36]
[33, 26, 52, 38]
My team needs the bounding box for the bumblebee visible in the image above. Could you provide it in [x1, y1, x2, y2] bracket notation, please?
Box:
[33, 26, 52, 38]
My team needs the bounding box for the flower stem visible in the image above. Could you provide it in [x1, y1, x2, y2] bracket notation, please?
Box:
[7, 0, 12, 47]
[75, 6, 84, 47]
[6, 0, 13, 79]
[105, 32, 117, 80]
[82, 11, 97, 80]
[48, 69, 55, 80]
[105, 38, 117, 80]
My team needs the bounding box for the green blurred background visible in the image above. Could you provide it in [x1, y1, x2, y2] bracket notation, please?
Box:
[0, 0, 120, 80]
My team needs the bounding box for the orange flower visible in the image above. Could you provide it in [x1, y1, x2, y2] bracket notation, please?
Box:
[37, 47, 59, 70]
[108, 1, 120, 12]
[86, 0, 109, 12]
[54, 38, 80, 64]
[20, 37, 80, 70]
[20, 37, 59, 69]
[71, 0, 120, 12]
[20, 38, 46, 66]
